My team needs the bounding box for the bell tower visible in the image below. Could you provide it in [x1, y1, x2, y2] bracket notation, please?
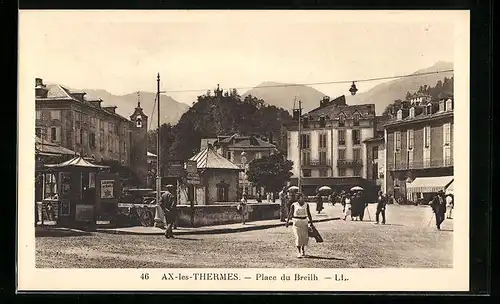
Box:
[129, 92, 148, 187]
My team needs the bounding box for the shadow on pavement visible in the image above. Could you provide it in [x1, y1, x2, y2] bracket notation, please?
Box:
[306, 255, 345, 261]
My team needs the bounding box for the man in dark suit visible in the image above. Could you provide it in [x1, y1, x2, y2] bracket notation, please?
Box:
[375, 191, 387, 224]
[431, 190, 447, 230]
[160, 185, 177, 239]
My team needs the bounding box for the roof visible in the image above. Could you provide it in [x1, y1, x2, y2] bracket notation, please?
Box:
[307, 103, 376, 120]
[35, 137, 77, 156]
[45, 156, 110, 169]
[383, 109, 453, 128]
[407, 176, 454, 193]
[218, 134, 276, 149]
[189, 147, 241, 170]
[37, 84, 130, 122]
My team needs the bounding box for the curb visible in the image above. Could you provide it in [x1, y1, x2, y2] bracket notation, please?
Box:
[35, 227, 93, 237]
[95, 217, 341, 236]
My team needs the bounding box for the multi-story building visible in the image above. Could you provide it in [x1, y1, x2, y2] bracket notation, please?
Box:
[285, 95, 379, 196]
[201, 134, 278, 198]
[35, 78, 149, 186]
[384, 98, 454, 202]
[363, 116, 388, 193]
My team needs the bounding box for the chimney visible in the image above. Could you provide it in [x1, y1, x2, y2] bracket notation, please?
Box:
[103, 106, 117, 113]
[35, 78, 44, 88]
[35, 78, 48, 98]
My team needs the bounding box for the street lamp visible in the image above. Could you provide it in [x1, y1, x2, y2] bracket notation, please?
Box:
[241, 151, 247, 196]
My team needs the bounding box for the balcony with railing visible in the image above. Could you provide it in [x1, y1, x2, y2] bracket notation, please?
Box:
[301, 159, 332, 167]
[387, 157, 454, 171]
[337, 158, 363, 168]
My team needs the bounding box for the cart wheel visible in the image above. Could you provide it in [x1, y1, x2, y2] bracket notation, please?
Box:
[140, 209, 154, 227]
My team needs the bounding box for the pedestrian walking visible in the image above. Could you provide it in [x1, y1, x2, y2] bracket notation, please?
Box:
[343, 194, 352, 220]
[238, 194, 249, 224]
[279, 186, 288, 222]
[286, 193, 313, 258]
[256, 192, 262, 203]
[315, 193, 324, 214]
[267, 192, 272, 203]
[430, 190, 447, 230]
[375, 191, 387, 224]
[159, 185, 177, 239]
[446, 194, 454, 219]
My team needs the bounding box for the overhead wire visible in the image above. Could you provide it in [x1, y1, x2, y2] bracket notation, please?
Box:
[159, 69, 454, 94]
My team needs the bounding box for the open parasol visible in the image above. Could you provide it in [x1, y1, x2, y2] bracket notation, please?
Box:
[350, 186, 363, 191]
[318, 186, 332, 192]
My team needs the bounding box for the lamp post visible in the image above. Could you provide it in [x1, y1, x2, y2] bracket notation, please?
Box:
[241, 151, 247, 196]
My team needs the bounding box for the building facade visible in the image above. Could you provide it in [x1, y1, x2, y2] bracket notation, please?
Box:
[384, 98, 454, 202]
[202, 134, 278, 198]
[285, 95, 378, 195]
[364, 136, 385, 191]
[35, 78, 149, 186]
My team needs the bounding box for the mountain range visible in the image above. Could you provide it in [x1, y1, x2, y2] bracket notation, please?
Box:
[81, 89, 189, 127]
[77, 61, 453, 126]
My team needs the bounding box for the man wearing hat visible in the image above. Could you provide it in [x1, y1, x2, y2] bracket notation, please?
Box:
[431, 190, 447, 230]
[160, 185, 177, 239]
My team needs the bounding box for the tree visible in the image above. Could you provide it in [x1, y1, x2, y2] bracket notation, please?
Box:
[246, 152, 293, 193]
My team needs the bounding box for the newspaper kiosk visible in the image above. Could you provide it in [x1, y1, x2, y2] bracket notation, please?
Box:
[44, 156, 119, 230]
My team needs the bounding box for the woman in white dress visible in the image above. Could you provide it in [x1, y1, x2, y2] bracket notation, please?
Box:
[286, 193, 313, 258]
[343, 194, 352, 220]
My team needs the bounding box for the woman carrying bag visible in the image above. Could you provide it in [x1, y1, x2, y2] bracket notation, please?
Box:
[286, 193, 314, 258]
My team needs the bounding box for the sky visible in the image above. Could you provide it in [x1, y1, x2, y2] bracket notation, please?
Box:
[20, 10, 456, 105]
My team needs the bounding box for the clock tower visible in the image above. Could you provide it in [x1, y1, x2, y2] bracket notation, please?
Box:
[129, 95, 148, 187]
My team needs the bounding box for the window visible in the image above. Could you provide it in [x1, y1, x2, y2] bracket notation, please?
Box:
[89, 132, 96, 148]
[395, 131, 401, 151]
[108, 135, 113, 152]
[353, 113, 360, 126]
[35, 127, 42, 138]
[319, 116, 326, 128]
[99, 131, 104, 151]
[301, 134, 310, 149]
[352, 129, 361, 145]
[446, 99, 453, 111]
[372, 164, 378, 180]
[424, 126, 431, 148]
[353, 148, 361, 161]
[256, 152, 262, 159]
[302, 169, 311, 177]
[353, 167, 361, 176]
[319, 151, 327, 164]
[338, 130, 346, 145]
[443, 123, 451, 145]
[99, 119, 104, 130]
[338, 114, 345, 127]
[444, 146, 452, 166]
[426, 104, 432, 115]
[338, 168, 346, 177]
[76, 128, 81, 144]
[407, 129, 414, 150]
[136, 115, 143, 128]
[226, 151, 232, 160]
[338, 149, 345, 160]
[301, 151, 310, 165]
[319, 169, 328, 177]
[50, 110, 61, 121]
[372, 146, 378, 160]
[319, 133, 327, 148]
[75, 111, 82, 122]
[408, 150, 414, 168]
[409, 108, 415, 118]
[43, 173, 58, 199]
[36, 110, 42, 120]
[397, 110, 402, 120]
[50, 126, 61, 143]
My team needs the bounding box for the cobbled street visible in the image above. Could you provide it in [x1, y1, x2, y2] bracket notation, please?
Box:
[36, 204, 453, 268]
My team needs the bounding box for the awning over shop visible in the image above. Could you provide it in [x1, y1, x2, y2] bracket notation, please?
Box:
[45, 156, 110, 169]
[445, 180, 454, 195]
[407, 176, 454, 193]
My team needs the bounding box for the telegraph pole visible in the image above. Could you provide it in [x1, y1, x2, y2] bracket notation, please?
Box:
[156, 73, 161, 204]
[297, 100, 302, 193]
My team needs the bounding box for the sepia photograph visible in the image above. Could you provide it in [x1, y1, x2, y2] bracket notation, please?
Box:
[17, 10, 470, 291]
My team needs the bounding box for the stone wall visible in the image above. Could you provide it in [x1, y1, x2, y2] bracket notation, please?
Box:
[176, 203, 280, 227]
